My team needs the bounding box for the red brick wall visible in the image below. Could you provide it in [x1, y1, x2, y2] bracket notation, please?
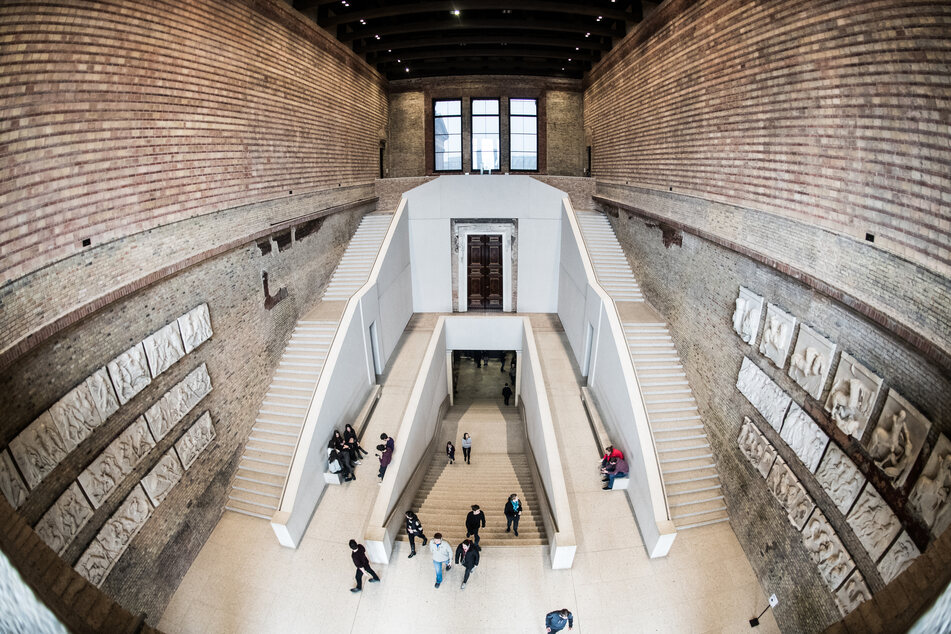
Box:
[0, 0, 387, 285]
[584, 0, 951, 277]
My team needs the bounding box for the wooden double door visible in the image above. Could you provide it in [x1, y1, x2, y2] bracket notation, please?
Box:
[467, 234, 504, 311]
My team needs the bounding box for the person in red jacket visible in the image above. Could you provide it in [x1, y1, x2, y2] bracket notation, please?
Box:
[599, 445, 623, 468]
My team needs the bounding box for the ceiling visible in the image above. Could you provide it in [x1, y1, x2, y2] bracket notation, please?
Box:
[294, 0, 647, 80]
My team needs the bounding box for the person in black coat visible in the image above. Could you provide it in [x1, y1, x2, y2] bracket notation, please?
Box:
[502, 383, 513, 406]
[404, 510, 428, 558]
[465, 505, 486, 545]
[348, 539, 380, 592]
[454, 539, 481, 589]
[503, 493, 523, 537]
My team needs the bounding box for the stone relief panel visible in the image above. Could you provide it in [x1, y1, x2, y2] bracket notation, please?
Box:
[801, 508, 855, 591]
[142, 322, 186, 378]
[0, 450, 28, 509]
[9, 412, 70, 489]
[787, 324, 836, 400]
[766, 457, 816, 530]
[75, 539, 112, 587]
[866, 390, 931, 486]
[78, 417, 155, 508]
[736, 357, 791, 433]
[737, 416, 777, 477]
[780, 403, 829, 473]
[34, 483, 94, 555]
[178, 303, 213, 354]
[48, 381, 104, 450]
[86, 367, 120, 422]
[815, 444, 865, 515]
[142, 449, 184, 507]
[732, 286, 764, 345]
[877, 531, 920, 585]
[175, 411, 216, 470]
[847, 485, 902, 561]
[97, 485, 153, 561]
[758, 303, 796, 369]
[835, 570, 871, 617]
[144, 364, 212, 441]
[106, 343, 151, 405]
[909, 434, 951, 538]
[824, 352, 883, 440]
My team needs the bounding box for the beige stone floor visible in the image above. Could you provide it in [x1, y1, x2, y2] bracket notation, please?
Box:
[159, 316, 780, 634]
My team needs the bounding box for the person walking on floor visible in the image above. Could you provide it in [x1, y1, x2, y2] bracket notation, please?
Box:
[429, 533, 453, 588]
[454, 539, 481, 589]
[545, 608, 574, 632]
[376, 443, 393, 483]
[503, 493, 523, 536]
[502, 383, 513, 406]
[348, 539, 380, 593]
[466, 505, 486, 545]
[461, 432, 472, 464]
[446, 440, 456, 465]
[405, 510, 428, 558]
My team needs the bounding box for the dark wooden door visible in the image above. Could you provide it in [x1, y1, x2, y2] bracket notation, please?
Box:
[467, 234, 503, 311]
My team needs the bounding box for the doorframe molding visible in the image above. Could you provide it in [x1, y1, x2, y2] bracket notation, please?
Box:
[452, 220, 516, 313]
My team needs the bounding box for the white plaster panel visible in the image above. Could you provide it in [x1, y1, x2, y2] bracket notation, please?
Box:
[780, 403, 829, 472]
[737, 416, 777, 478]
[866, 389, 931, 486]
[909, 434, 951, 538]
[78, 417, 155, 508]
[847, 485, 902, 561]
[815, 443, 865, 515]
[177, 303, 213, 354]
[759, 303, 796, 369]
[835, 570, 871, 617]
[736, 357, 791, 432]
[732, 286, 764, 345]
[877, 531, 920, 584]
[0, 450, 28, 509]
[75, 539, 112, 587]
[788, 324, 836, 400]
[801, 508, 855, 591]
[34, 483, 94, 555]
[143, 322, 186, 378]
[144, 363, 212, 441]
[85, 367, 120, 422]
[142, 449, 184, 507]
[9, 412, 69, 489]
[174, 411, 216, 470]
[106, 343, 151, 405]
[824, 352, 883, 439]
[97, 485, 153, 561]
[766, 457, 815, 530]
[48, 381, 103, 450]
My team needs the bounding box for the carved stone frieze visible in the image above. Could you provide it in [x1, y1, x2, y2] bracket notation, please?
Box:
[75, 539, 112, 587]
[787, 324, 836, 400]
[106, 343, 152, 405]
[78, 417, 155, 508]
[144, 364, 212, 441]
[0, 450, 29, 509]
[780, 403, 829, 473]
[824, 352, 883, 440]
[815, 443, 865, 515]
[143, 322, 186, 378]
[48, 381, 103, 449]
[766, 457, 816, 530]
[736, 357, 791, 432]
[909, 434, 951, 538]
[759, 303, 796, 369]
[846, 485, 902, 561]
[142, 449, 184, 507]
[732, 286, 764, 345]
[835, 571, 871, 616]
[97, 485, 153, 560]
[175, 411, 216, 470]
[737, 416, 777, 477]
[34, 483, 94, 555]
[866, 390, 931, 486]
[9, 411, 70, 489]
[86, 367, 120, 422]
[801, 508, 855, 591]
[178, 303, 213, 354]
[877, 531, 920, 584]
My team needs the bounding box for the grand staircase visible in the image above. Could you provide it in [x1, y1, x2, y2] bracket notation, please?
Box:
[576, 211, 728, 530]
[225, 213, 393, 518]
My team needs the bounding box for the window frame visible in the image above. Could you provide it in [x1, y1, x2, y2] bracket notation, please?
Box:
[470, 97, 501, 173]
[509, 97, 539, 173]
[433, 98, 463, 173]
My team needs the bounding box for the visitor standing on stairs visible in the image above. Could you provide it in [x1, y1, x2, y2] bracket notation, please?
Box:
[466, 505, 485, 545]
[429, 533, 453, 589]
[454, 539, 481, 589]
[348, 539, 380, 593]
[504, 493, 523, 536]
[446, 441, 456, 465]
[405, 511, 428, 558]
[461, 433, 472, 464]
[502, 383, 513, 406]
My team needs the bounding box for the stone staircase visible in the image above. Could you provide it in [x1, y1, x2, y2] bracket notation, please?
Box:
[225, 214, 392, 519]
[576, 210, 728, 530]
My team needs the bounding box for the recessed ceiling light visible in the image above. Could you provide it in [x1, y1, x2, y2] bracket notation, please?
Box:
[568, 58, 572, 61]
[405, 67, 410, 72]
[585, 32, 590, 37]
[596, 16, 602, 21]
[359, 18, 366, 24]
[397, 58, 401, 62]
[387, 49, 392, 52]
[375, 34, 380, 39]
[451, 9, 460, 16]
[575, 47, 580, 50]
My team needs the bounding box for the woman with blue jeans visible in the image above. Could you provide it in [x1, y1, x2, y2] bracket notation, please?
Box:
[429, 533, 452, 588]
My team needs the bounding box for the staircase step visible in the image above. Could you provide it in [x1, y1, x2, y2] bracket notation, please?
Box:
[675, 516, 730, 531]
[225, 504, 273, 520]
[235, 469, 286, 489]
[244, 441, 295, 458]
[227, 495, 278, 512]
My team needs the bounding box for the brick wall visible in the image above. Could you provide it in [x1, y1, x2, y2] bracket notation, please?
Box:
[0, 0, 387, 285]
[584, 0, 951, 278]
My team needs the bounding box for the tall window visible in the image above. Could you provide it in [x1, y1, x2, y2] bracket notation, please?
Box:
[510, 99, 537, 171]
[434, 100, 462, 171]
[471, 99, 500, 172]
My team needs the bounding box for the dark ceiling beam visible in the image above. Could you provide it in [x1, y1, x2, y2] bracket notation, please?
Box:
[320, 2, 631, 27]
[370, 46, 597, 63]
[382, 56, 587, 72]
[383, 59, 585, 79]
[355, 33, 612, 54]
[337, 17, 622, 41]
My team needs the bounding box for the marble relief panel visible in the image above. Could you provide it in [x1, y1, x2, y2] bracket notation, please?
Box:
[78, 417, 155, 508]
[824, 352, 882, 440]
[815, 444, 865, 515]
[866, 390, 931, 486]
[9, 412, 70, 489]
[780, 403, 829, 473]
[48, 381, 104, 449]
[909, 434, 951, 538]
[737, 416, 777, 478]
[788, 324, 836, 400]
[86, 367, 120, 422]
[847, 485, 902, 561]
[877, 531, 920, 584]
[34, 483, 94, 555]
[736, 357, 791, 433]
[732, 286, 764, 345]
[178, 303, 213, 354]
[835, 570, 872, 617]
[766, 457, 816, 530]
[0, 450, 29, 509]
[75, 539, 112, 587]
[97, 485, 153, 561]
[143, 322, 186, 378]
[175, 411, 216, 470]
[142, 449, 184, 507]
[144, 364, 212, 441]
[106, 343, 151, 405]
[759, 303, 796, 369]
[801, 508, 855, 591]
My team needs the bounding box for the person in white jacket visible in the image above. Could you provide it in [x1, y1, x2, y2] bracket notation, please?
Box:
[429, 532, 453, 588]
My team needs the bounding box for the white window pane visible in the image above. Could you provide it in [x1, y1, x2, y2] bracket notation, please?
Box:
[444, 118, 461, 134]
[473, 99, 498, 115]
[524, 136, 537, 152]
[513, 118, 525, 134]
[473, 118, 484, 134]
[485, 118, 499, 134]
[524, 119, 536, 134]
[435, 100, 461, 116]
[511, 135, 523, 152]
[446, 136, 461, 152]
[511, 99, 536, 115]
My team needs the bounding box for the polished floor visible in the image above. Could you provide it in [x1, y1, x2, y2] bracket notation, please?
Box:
[159, 316, 779, 633]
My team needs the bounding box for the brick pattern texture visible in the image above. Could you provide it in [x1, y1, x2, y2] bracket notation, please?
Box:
[0, 0, 387, 285]
[584, 0, 951, 278]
